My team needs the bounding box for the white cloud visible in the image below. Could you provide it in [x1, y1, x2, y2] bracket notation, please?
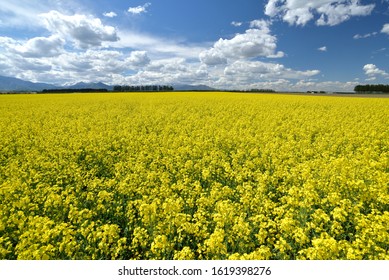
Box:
[292, 80, 359, 92]
[318, 46, 327, 52]
[0, 42, 55, 80]
[199, 20, 284, 66]
[199, 49, 228, 65]
[381, 24, 389, 35]
[0, 0, 83, 29]
[103, 12, 117, 18]
[110, 30, 206, 59]
[128, 3, 151, 15]
[0, 35, 64, 58]
[15, 36, 65, 58]
[40, 10, 119, 49]
[231, 21, 243, 27]
[354, 23, 388, 39]
[122, 58, 208, 86]
[363, 64, 389, 78]
[223, 60, 320, 81]
[353, 32, 377, 39]
[126, 51, 151, 67]
[315, 1, 374, 26]
[53, 50, 151, 80]
[244, 79, 358, 92]
[0, 36, 17, 49]
[0, 0, 50, 28]
[265, 0, 375, 26]
[0, 34, 154, 85]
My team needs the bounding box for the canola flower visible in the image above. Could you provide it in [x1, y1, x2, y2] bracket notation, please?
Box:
[0, 92, 388, 260]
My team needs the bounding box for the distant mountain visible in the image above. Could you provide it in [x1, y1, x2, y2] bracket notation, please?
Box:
[173, 84, 217, 91]
[67, 82, 113, 90]
[0, 75, 216, 92]
[0, 76, 113, 92]
[0, 75, 58, 92]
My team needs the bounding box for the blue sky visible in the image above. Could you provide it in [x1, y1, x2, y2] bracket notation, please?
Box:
[0, 0, 388, 91]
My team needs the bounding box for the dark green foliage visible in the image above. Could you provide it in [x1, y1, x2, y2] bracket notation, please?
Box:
[113, 85, 174, 92]
[354, 84, 389, 93]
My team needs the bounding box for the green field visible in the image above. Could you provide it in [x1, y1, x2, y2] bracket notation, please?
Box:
[0, 92, 388, 259]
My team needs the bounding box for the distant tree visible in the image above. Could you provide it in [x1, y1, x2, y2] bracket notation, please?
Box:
[249, 89, 275, 93]
[112, 85, 174, 92]
[354, 84, 389, 93]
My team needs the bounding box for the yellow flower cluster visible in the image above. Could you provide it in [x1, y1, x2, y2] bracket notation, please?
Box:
[0, 92, 388, 260]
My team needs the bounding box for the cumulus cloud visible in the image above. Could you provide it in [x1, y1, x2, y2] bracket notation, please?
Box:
[128, 3, 151, 15]
[199, 20, 284, 66]
[126, 51, 151, 67]
[363, 64, 389, 78]
[55, 50, 151, 78]
[0, 39, 54, 79]
[224, 60, 320, 81]
[103, 12, 117, 18]
[265, 0, 375, 26]
[0, 35, 64, 58]
[199, 49, 228, 66]
[40, 10, 119, 49]
[0, 34, 154, 84]
[15, 36, 65, 58]
[122, 58, 209, 86]
[382, 24, 389, 35]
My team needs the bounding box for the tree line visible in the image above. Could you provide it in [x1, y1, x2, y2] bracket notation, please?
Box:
[113, 85, 174, 92]
[354, 84, 389, 93]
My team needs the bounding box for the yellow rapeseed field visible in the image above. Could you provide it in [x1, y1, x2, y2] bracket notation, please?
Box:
[0, 92, 388, 260]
